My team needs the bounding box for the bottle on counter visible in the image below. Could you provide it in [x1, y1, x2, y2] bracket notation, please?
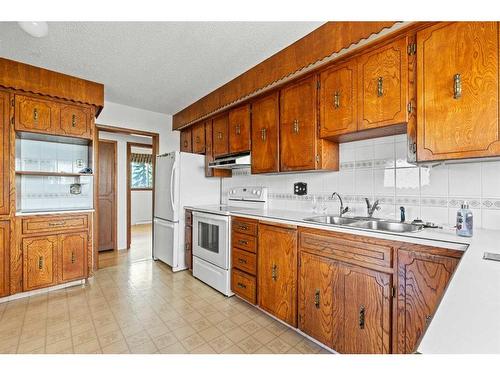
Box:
[456, 201, 473, 237]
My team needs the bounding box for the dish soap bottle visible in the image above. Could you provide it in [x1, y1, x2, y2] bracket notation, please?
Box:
[456, 201, 473, 237]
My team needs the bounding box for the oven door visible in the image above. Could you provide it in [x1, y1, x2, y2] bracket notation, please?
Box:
[192, 212, 230, 269]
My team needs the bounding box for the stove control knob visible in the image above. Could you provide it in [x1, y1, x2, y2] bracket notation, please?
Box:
[256, 190, 261, 196]
[252, 189, 257, 195]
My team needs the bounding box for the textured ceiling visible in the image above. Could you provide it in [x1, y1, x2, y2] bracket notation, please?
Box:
[0, 22, 323, 114]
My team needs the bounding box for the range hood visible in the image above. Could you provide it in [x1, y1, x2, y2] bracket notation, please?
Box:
[208, 153, 251, 169]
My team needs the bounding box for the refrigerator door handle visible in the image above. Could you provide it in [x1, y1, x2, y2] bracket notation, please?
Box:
[169, 161, 177, 213]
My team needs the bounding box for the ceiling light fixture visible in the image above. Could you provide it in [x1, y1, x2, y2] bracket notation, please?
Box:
[18, 22, 49, 38]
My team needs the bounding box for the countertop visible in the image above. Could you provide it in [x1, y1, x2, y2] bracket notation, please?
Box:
[186, 204, 500, 354]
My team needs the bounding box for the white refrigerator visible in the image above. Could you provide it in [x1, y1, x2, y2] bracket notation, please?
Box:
[153, 151, 220, 271]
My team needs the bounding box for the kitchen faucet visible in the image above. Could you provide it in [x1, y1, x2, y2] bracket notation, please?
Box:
[331, 192, 349, 217]
[365, 198, 381, 218]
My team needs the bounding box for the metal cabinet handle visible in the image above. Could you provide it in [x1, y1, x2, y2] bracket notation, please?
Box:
[238, 239, 248, 245]
[33, 108, 38, 121]
[48, 221, 66, 227]
[425, 314, 432, 326]
[292, 119, 299, 134]
[71, 251, 76, 264]
[377, 77, 384, 97]
[271, 264, 278, 281]
[38, 256, 44, 270]
[235, 124, 241, 135]
[333, 91, 341, 109]
[217, 132, 223, 140]
[314, 289, 320, 308]
[453, 73, 462, 99]
[237, 282, 247, 289]
[261, 128, 267, 141]
[238, 225, 248, 231]
[183, 140, 188, 147]
[238, 258, 247, 264]
[195, 136, 200, 143]
[359, 305, 366, 329]
[71, 114, 77, 127]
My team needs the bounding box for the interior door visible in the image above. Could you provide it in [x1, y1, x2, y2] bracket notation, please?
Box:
[98, 140, 116, 251]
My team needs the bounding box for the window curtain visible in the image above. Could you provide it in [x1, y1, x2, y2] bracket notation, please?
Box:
[130, 153, 152, 164]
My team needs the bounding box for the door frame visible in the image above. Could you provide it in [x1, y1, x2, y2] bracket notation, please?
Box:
[127, 141, 153, 249]
[94, 124, 159, 271]
[97, 139, 117, 255]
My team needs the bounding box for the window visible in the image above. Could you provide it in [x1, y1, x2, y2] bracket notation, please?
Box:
[130, 153, 153, 189]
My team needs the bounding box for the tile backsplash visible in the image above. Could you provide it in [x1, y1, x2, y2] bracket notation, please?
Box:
[222, 134, 500, 230]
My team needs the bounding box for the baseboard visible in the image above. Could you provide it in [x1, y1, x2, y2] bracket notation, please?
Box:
[0, 279, 87, 304]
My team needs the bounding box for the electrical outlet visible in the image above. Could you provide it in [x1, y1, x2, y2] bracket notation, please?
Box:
[294, 182, 307, 196]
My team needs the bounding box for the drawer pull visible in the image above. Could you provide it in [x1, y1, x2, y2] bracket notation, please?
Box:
[238, 225, 248, 231]
[33, 108, 38, 121]
[377, 76, 384, 97]
[271, 264, 278, 281]
[237, 282, 247, 289]
[183, 140, 188, 147]
[48, 221, 66, 227]
[314, 289, 320, 308]
[217, 131, 223, 140]
[333, 91, 341, 109]
[71, 251, 76, 264]
[238, 239, 248, 245]
[260, 128, 267, 141]
[453, 73, 462, 99]
[235, 124, 241, 135]
[359, 305, 366, 330]
[238, 258, 247, 264]
[71, 114, 77, 127]
[38, 256, 44, 270]
[195, 135, 200, 143]
[292, 119, 299, 134]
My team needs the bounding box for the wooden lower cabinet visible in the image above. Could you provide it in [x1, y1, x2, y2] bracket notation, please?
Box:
[23, 235, 58, 291]
[60, 232, 87, 282]
[185, 210, 193, 271]
[258, 222, 298, 326]
[395, 248, 460, 353]
[0, 221, 9, 297]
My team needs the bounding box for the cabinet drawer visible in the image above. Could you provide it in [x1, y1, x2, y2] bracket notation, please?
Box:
[232, 247, 257, 275]
[22, 214, 89, 235]
[299, 229, 393, 270]
[231, 269, 256, 304]
[232, 232, 257, 253]
[232, 217, 257, 237]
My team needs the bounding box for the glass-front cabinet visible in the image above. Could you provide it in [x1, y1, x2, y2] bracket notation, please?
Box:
[15, 133, 94, 213]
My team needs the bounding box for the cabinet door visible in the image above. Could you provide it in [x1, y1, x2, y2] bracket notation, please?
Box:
[192, 122, 206, 154]
[251, 93, 279, 174]
[320, 60, 358, 137]
[180, 128, 192, 152]
[23, 236, 58, 291]
[298, 252, 336, 347]
[258, 223, 298, 326]
[280, 76, 317, 171]
[338, 264, 392, 354]
[60, 232, 87, 282]
[358, 37, 408, 130]
[59, 104, 92, 139]
[0, 221, 9, 297]
[417, 22, 499, 161]
[204, 120, 231, 178]
[396, 249, 459, 354]
[212, 114, 229, 158]
[0, 91, 10, 216]
[14, 95, 58, 134]
[228, 104, 251, 154]
[185, 224, 192, 270]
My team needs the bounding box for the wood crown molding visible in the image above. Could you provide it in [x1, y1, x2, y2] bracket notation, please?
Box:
[172, 21, 400, 130]
[0, 57, 104, 116]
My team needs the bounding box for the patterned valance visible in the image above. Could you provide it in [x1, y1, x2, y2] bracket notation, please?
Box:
[131, 153, 152, 164]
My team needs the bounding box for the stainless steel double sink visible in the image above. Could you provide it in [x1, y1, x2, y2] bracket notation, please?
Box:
[303, 215, 423, 233]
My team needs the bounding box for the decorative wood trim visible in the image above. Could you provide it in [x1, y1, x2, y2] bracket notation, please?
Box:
[0, 57, 104, 115]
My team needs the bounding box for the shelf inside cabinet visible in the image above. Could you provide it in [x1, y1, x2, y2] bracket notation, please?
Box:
[15, 171, 94, 177]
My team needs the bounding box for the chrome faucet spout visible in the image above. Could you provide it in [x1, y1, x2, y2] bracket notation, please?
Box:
[365, 198, 381, 217]
[331, 192, 349, 217]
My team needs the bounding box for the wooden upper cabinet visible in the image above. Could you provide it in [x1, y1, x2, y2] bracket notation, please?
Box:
[338, 264, 392, 354]
[228, 104, 251, 154]
[60, 232, 87, 282]
[357, 37, 408, 130]
[417, 22, 500, 161]
[298, 252, 336, 348]
[192, 122, 206, 154]
[280, 76, 317, 171]
[204, 120, 231, 178]
[0, 91, 10, 216]
[23, 235, 58, 291]
[396, 249, 459, 354]
[251, 92, 279, 174]
[258, 222, 298, 326]
[180, 128, 192, 153]
[212, 113, 229, 158]
[0, 221, 9, 297]
[59, 104, 92, 139]
[15, 95, 58, 135]
[320, 60, 358, 137]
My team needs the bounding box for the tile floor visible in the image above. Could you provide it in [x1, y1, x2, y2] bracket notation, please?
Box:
[0, 258, 329, 354]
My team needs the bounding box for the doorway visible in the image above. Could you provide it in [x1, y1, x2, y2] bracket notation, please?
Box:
[97, 139, 117, 252]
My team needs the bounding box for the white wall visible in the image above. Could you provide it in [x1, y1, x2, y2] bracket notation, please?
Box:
[96, 101, 178, 250]
[223, 134, 500, 231]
